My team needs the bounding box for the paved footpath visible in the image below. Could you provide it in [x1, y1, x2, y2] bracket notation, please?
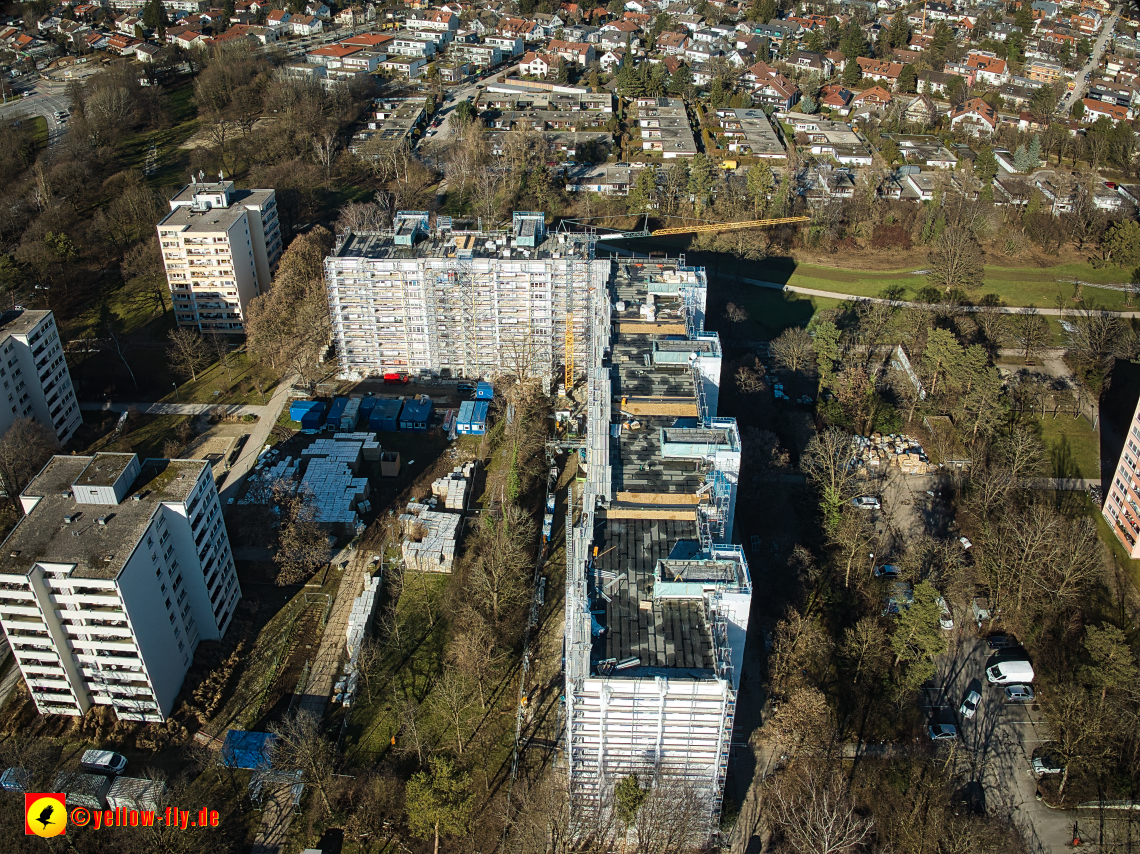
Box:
[80, 401, 266, 416]
[744, 278, 1140, 318]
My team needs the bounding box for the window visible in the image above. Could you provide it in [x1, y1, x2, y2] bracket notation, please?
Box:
[165, 598, 172, 611]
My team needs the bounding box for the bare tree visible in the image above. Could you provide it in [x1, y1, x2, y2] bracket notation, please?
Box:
[269, 709, 336, 816]
[273, 488, 330, 585]
[770, 327, 816, 374]
[724, 301, 749, 325]
[841, 617, 891, 685]
[766, 763, 873, 854]
[1007, 305, 1050, 363]
[0, 418, 58, 515]
[927, 225, 984, 293]
[800, 429, 858, 530]
[762, 685, 836, 760]
[430, 668, 475, 756]
[167, 327, 210, 382]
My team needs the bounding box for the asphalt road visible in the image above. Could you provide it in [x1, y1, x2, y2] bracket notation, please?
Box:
[931, 634, 1082, 852]
[0, 76, 71, 145]
[1061, 6, 1120, 113]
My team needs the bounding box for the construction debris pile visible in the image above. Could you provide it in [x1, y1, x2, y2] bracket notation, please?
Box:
[850, 433, 935, 475]
[431, 462, 477, 510]
[400, 502, 463, 573]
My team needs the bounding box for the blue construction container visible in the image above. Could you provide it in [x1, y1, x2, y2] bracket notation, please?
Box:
[359, 397, 377, 419]
[399, 397, 433, 431]
[475, 381, 494, 400]
[289, 400, 326, 430]
[369, 398, 402, 432]
[326, 397, 348, 427]
[456, 400, 489, 434]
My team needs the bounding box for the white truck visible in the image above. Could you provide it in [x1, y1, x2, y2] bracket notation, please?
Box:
[987, 659, 1034, 684]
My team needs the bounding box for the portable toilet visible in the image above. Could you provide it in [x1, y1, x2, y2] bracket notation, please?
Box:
[340, 397, 361, 430]
[399, 396, 433, 430]
[369, 398, 402, 432]
[475, 381, 494, 400]
[326, 397, 348, 427]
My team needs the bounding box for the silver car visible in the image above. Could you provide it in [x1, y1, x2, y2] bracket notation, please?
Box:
[1005, 685, 1035, 703]
[959, 690, 980, 719]
[852, 496, 881, 510]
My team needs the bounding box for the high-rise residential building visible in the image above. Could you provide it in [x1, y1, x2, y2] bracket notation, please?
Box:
[0, 453, 242, 722]
[0, 309, 81, 445]
[564, 259, 748, 844]
[1104, 395, 1140, 556]
[324, 211, 610, 385]
[157, 179, 283, 334]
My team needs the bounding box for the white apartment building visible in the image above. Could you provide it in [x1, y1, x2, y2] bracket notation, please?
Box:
[565, 260, 748, 844]
[324, 212, 609, 385]
[0, 453, 241, 722]
[157, 179, 283, 334]
[0, 309, 81, 445]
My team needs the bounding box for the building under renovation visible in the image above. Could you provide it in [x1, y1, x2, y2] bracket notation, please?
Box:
[324, 212, 610, 385]
[563, 260, 750, 843]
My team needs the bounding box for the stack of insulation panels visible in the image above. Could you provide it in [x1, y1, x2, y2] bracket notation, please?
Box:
[346, 574, 382, 658]
[340, 398, 361, 431]
[400, 503, 462, 573]
[430, 462, 476, 510]
[332, 432, 381, 460]
[300, 437, 371, 532]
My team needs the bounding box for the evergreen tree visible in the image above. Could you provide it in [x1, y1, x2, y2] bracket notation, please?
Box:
[842, 58, 862, 87]
[754, 0, 777, 24]
[800, 94, 816, 114]
[824, 17, 841, 49]
[668, 63, 693, 99]
[688, 152, 714, 210]
[1013, 143, 1033, 172]
[1027, 134, 1041, 167]
[1071, 99, 1085, 120]
[1076, 37, 1092, 60]
[1015, 2, 1033, 32]
[897, 64, 917, 94]
[975, 145, 999, 184]
[888, 10, 909, 48]
[746, 162, 774, 215]
[629, 165, 659, 214]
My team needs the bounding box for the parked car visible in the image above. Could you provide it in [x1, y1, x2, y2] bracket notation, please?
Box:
[872, 564, 900, 578]
[852, 496, 881, 510]
[936, 596, 954, 630]
[1004, 685, 1036, 703]
[1031, 749, 1064, 776]
[987, 659, 1034, 685]
[928, 723, 957, 741]
[987, 633, 1018, 649]
[79, 750, 127, 776]
[959, 689, 981, 719]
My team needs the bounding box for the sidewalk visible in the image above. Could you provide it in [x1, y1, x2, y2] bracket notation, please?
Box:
[743, 278, 1140, 318]
[217, 376, 296, 501]
[80, 401, 265, 417]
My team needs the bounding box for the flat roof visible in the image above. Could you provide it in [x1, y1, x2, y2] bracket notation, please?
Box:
[0, 457, 207, 580]
[0, 308, 50, 338]
[592, 517, 714, 675]
[331, 226, 592, 262]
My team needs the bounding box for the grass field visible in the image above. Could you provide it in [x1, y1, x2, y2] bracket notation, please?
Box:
[769, 259, 1136, 312]
[710, 278, 844, 340]
[1034, 413, 1100, 480]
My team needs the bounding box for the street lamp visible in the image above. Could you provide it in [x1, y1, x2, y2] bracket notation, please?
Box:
[172, 382, 180, 403]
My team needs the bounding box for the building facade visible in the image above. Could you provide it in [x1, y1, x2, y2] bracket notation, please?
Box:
[157, 180, 283, 334]
[564, 260, 748, 845]
[0, 309, 81, 445]
[0, 453, 241, 722]
[324, 212, 609, 386]
[1104, 395, 1140, 556]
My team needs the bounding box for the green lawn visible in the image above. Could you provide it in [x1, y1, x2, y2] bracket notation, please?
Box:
[164, 350, 280, 406]
[710, 277, 845, 340]
[26, 114, 47, 148]
[1034, 413, 1100, 480]
[768, 260, 1136, 312]
[72, 413, 192, 459]
[118, 75, 200, 191]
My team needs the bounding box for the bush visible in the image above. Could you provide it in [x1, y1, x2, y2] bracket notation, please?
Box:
[871, 224, 912, 250]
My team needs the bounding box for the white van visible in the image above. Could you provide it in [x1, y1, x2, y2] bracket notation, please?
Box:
[987, 660, 1034, 685]
[79, 749, 127, 776]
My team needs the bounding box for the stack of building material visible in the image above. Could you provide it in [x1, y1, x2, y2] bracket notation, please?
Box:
[331, 432, 381, 460]
[431, 462, 476, 510]
[400, 503, 462, 573]
[241, 456, 300, 504]
[346, 574, 382, 658]
[300, 437, 371, 532]
[849, 433, 934, 474]
[340, 397, 362, 431]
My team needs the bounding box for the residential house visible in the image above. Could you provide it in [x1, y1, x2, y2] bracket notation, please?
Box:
[519, 51, 556, 77]
[1026, 57, 1063, 84]
[747, 61, 800, 111]
[855, 57, 904, 87]
[656, 31, 689, 54]
[903, 93, 937, 125]
[290, 14, 322, 35]
[787, 49, 832, 75]
[819, 83, 854, 113]
[546, 39, 595, 65]
[852, 85, 893, 107]
[948, 97, 998, 135]
[304, 2, 331, 18]
[1081, 97, 1129, 123]
[965, 52, 1009, 85]
[266, 9, 290, 29]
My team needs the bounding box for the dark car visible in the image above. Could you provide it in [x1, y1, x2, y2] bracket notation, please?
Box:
[987, 633, 1018, 649]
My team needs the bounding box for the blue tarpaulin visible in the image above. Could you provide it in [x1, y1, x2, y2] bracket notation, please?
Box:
[221, 730, 276, 770]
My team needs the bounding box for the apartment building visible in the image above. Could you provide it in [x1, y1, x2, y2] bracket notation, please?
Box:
[0, 309, 81, 445]
[634, 97, 698, 158]
[157, 180, 283, 334]
[0, 453, 241, 722]
[325, 212, 609, 386]
[565, 259, 748, 844]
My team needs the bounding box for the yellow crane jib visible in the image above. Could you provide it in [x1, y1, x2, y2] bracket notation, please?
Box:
[649, 216, 811, 237]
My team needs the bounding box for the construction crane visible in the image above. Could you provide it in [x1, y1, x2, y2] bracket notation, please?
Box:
[647, 215, 811, 237]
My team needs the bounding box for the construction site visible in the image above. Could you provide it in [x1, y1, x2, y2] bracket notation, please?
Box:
[562, 258, 751, 844]
[324, 211, 611, 387]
